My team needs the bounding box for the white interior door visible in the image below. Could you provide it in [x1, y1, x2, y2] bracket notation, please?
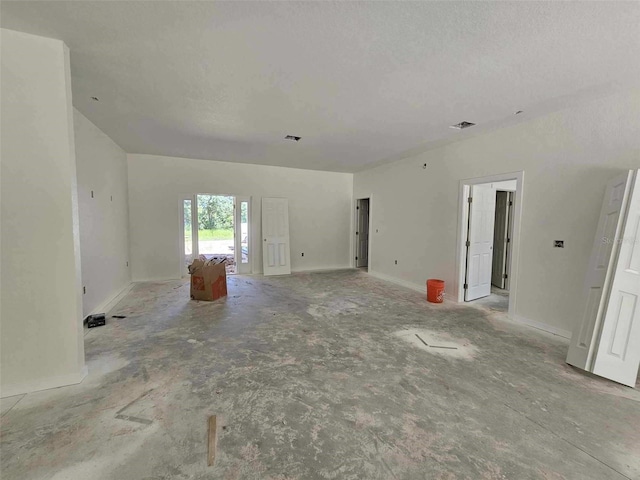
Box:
[356, 199, 369, 268]
[465, 184, 497, 301]
[592, 171, 640, 387]
[567, 171, 640, 384]
[262, 197, 291, 276]
[492, 191, 509, 289]
[567, 171, 633, 372]
[235, 196, 251, 274]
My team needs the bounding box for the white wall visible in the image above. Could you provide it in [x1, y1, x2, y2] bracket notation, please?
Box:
[128, 154, 353, 280]
[74, 109, 130, 317]
[354, 88, 640, 336]
[1, 29, 86, 396]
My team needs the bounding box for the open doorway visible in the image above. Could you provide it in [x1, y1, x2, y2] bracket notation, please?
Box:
[492, 189, 515, 291]
[179, 194, 251, 276]
[456, 173, 523, 317]
[355, 198, 370, 271]
[196, 194, 235, 271]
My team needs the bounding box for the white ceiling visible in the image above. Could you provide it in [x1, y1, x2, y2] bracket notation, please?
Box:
[2, 1, 639, 173]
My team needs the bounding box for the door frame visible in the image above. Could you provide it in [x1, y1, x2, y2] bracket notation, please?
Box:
[235, 196, 252, 274]
[455, 171, 524, 319]
[178, 194, 199, 277]
[353, 195, 373, 270]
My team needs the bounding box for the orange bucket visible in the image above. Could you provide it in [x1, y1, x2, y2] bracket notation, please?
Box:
[426, 279, 445, 303]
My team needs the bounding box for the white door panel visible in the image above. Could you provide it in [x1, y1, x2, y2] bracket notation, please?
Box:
[262, 197, 291, 276]
[466, 184, 497, 301]
[567, 171, 632, 371]
[592, 171, 640, 386]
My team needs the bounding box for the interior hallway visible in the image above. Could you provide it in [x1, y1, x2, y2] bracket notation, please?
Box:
[1, 270, 638, 480]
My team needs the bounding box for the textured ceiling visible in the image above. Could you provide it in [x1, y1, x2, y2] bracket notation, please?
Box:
[2, 1, 639, 172]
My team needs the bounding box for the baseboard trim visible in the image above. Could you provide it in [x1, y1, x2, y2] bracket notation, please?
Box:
[368, 270, 426, 295]
[291, 266, 353, 274]
[132, 277, 182, 283]
[512, 315, 572, 339]
[84, 282, 135, 323]
[1, 365, 88, 398]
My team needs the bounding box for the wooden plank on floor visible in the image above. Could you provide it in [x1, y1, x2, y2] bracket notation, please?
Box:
[208, 415, 217, 467]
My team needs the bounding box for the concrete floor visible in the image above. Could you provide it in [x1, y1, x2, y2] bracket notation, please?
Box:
[1, 270, 639, 479]
[468, 286, 509, 313]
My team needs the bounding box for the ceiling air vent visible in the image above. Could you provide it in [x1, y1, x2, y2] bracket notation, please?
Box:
[450, 121, 475, 130]
[284, 135, 301, 142]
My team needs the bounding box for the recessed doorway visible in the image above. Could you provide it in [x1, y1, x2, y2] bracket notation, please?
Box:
[456, 172, 524, 317]
[355, 198, 370, 271]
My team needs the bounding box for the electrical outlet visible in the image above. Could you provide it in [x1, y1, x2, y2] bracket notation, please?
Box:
[395, 260, 398, 265]
[554, 240, 565, 248]
[83, 286, 86, 294]
[301, 252, 304, 257]
[126, 261, 129, 267]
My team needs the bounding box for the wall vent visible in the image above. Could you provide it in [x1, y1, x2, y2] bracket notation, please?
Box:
[450, 121, 475, 130]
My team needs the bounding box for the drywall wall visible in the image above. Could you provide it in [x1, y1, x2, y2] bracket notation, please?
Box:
[354, 88, 640, 336]
[128, 154, 353, 280]
[74, 109, 130, 317]
[1, 29, 86, 396]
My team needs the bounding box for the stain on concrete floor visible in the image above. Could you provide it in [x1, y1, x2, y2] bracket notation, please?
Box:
[1, 270, 639, 479]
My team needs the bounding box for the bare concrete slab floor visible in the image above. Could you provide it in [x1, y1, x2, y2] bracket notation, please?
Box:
[1, 270, 639, 479]
[467, 286, 509, 313]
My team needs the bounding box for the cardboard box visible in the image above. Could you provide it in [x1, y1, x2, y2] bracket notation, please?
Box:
[188, 257, 227, 301]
